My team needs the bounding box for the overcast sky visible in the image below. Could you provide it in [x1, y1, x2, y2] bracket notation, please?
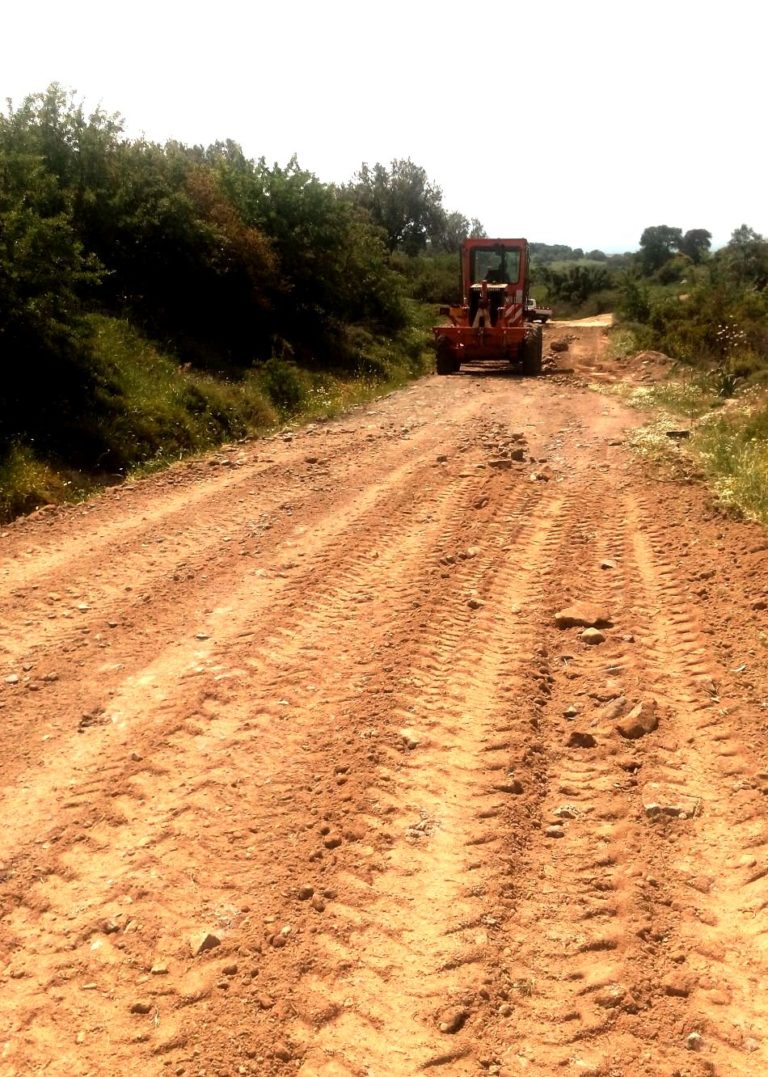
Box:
[2, 0, 764, 252]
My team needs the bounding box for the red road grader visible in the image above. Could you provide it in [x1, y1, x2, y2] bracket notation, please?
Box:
[433, 238, 542, 376]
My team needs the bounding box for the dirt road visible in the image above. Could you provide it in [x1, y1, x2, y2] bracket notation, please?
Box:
[3, 325, 768, 1077]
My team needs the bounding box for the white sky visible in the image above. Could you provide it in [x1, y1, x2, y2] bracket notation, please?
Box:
[2, 0, 765, 252]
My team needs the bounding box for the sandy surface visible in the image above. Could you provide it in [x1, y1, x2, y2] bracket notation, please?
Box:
[2, 326, 768, 1077]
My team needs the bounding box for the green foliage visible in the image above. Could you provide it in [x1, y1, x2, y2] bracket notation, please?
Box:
[346, 159, 445, 255]
[639, 225, 683, 273]
[633, 225, 711, 279]
[0, 444, 89, 519]
[343, 159, 483, 256]
[390, 251, 462, 304]
[0, 310, 434, 520]
[618, 275, 653, 322]
[214, 152, 409, 357]
[718, 225, 768, 290]
[430, 211, 486, 253]
[602, 362, 768, 527]
[84, 315, 277, 470]
[258, 357, 306, 413]
[0, 104, 105, 455]
[340, 310, 433, 382]
[538, 263, 611, 305]
[530, 242, 586, 263]
[693, 401, 768, 523]
[527, 244, 627, 316]
[679, 229, 712, 264]
[607, 324, 653, 359]
[654, 253, 692, 285]
[615, 224, 768, 390]
[1, 86, 459, 507]
[711, 366, 740, 399]
[0, 85, 489, 522]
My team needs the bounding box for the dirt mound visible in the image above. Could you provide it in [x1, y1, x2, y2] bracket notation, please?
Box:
[615, 348, 675, 383]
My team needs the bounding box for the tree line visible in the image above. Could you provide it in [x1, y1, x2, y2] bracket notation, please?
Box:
[0, 85, 483, 467]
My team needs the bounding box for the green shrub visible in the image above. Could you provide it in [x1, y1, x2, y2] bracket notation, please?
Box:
[390, 251, 461, 304]
[257, 357, 307, 413]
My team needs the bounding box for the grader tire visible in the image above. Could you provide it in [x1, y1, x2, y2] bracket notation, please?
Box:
[521, 326, 543, 377]
[435, 337, 460, 375]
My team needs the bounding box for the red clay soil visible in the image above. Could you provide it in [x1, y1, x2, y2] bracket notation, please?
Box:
[2, 323, 768, 1077]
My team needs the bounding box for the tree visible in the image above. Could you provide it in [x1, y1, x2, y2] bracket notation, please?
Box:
[678, 229, 712, 264]
[0, 155, 103, 454]
[638, 225, 683, 273]
[346, 159, 446, 255]
[427, 211, 485, 252]
[719, 225, 768, 290]
[429, 210, 470, 253]
[217, 153, 408, 354]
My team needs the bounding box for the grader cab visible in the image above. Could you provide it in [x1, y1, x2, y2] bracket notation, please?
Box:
[433, 238, 542, 376]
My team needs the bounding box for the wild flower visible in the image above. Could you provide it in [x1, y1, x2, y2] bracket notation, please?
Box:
[715, 321, 748, 356]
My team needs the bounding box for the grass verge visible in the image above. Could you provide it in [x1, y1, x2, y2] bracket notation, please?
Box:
[693, 401, 768, 521]
[593, 369, 768, 525]
[0, 308, 434, 523]
[0, 446, 95, 521]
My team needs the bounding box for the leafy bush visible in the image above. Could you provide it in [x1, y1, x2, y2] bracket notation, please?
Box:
[538, 263, 612, 306]
[258, 357, 306, 413]
[83, 316, 278, 470]
[390, 251, 461, 304]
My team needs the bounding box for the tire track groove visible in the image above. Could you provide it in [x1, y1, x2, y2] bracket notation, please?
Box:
[290, 485, 567, 1074]
[621, 494, 768, 1072]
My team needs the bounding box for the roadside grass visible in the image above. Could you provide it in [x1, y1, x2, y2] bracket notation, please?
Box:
[693, 401, 768, 522]
[89, 316, 279, 473]
[593, 366, 768, 526]
[0, 445, 94, 520]
[605, 323, 653, 360]
[608, 380, 717, 420]
[0, 310, 433, 522]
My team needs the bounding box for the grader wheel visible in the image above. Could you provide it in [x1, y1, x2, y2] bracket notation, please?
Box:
[435, 337, 460, 375]
[521, 325, 543, 377]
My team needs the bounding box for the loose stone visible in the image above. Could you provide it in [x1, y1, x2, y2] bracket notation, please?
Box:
[437, 1007, 469, 1034]
[554, 603, 612, 629]
[616, 701, 659, 740]
[566, 730, 597, 749]
[189, 931, 221, 956]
